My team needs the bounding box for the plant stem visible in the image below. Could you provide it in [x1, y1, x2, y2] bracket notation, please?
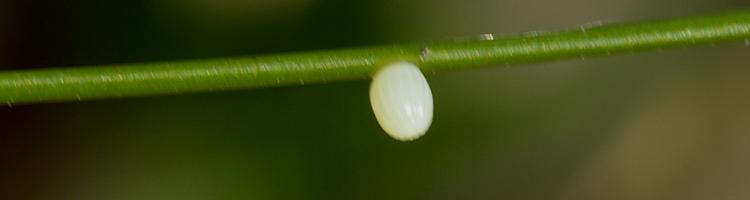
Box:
[3, 10, 750, 105]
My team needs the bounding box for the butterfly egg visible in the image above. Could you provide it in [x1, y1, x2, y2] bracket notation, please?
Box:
[370, 62, 433, 141]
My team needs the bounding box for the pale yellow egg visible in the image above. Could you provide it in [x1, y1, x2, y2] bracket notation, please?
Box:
[370, 62, 433, 141]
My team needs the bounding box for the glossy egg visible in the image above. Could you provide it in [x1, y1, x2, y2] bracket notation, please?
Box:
[370, 62, 433, 141]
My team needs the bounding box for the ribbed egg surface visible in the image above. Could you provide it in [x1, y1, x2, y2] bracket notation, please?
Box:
[369, 62, 433, 141]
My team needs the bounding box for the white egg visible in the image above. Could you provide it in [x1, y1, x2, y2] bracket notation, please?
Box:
[370, 62, 433, 141]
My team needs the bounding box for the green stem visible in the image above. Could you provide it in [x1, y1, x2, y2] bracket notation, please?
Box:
[3, 10, 750, 105]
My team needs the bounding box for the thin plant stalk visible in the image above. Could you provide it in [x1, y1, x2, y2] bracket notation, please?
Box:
[2, 10, 750, 105]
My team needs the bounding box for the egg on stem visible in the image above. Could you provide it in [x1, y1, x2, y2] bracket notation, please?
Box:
[369, 62, 433, 141]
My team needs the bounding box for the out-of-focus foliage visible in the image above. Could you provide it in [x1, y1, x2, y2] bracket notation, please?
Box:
[2, 0, 750, 200]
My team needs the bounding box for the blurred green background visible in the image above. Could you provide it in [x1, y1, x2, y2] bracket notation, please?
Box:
[2, 0, 750, 199]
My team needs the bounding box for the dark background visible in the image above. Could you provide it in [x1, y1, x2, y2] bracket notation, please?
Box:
[2, 0, 750, 199]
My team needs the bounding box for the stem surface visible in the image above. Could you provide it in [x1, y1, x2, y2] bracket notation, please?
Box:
[3, 10, 750, 104]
